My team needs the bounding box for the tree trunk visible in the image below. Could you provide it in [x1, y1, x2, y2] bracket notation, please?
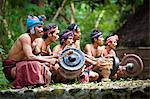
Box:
[0, 0, 4, 15]
[94, 10, 105, 29]
[52, 0, 67, 22]
[70, 0, 76, 23]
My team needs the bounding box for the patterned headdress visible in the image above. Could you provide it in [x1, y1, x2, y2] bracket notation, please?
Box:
[106, 35, 119, 44]
[26, 15, 46, 34]
[60, 30, 74, 44]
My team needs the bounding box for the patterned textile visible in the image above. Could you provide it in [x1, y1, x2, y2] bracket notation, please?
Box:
[3, 59, 17, 82]
[3, 60, 51, 89]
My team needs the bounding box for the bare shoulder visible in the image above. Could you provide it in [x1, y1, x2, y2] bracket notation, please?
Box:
[34, 38, 43, 42]
[98, 45, 105, 51]
[53, 44, 61, 51]
[53, 44, 62, 54]
[85, 44, 91, 48]
[84, 44, 92, 52]
[19, 33, 31, 43]
[34, 38, 43, 44]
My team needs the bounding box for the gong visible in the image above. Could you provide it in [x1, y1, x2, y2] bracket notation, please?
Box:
[120, 54, 143, 77]
[59, 47, 85, 79]
[110, 56, 120, 77]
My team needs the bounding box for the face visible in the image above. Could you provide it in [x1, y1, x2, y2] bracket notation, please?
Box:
[95, 36, 103, 45]
[34, 25, 44, 37]
[74, 28, 81, 40]
[65, 36, 74, 46]
[48, 27, 60, 42]
[109, 40, 117, 49]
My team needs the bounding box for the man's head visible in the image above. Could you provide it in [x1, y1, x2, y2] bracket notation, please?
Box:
[42, 24, 59, 42]
[105, 34, 119, 49]
[67, 23, 81, 41]
[90, 29, 103, 45]
[26, 15, 45, 37]
[60, 30, 74, 45]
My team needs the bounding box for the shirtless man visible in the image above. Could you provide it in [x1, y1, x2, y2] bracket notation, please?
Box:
[32, 24, 59, 56]
[3, 15, 57, 88]
[53, 30, 75, 55]
[67, 23, 81, 49]
[84, 29, 113, 82]
[52, 30, 75, 82]
[102, 34, 119, 57]
[32, 24, 60, 74]
[102, 34, 120, 79]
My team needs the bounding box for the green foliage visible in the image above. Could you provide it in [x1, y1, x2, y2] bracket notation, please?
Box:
[0, 0, 144, 88]
[0, 66, 10, 90]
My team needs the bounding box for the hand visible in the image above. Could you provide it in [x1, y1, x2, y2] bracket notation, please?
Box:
[48, 58, 58, 65]
[52, 54, 59, 58]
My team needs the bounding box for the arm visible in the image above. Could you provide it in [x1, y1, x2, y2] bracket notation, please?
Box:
[32, 38, 43, 55]
[75, 40, 80, 49]
[53, 45, 61, 55]
[84, 44, 93, 56]
[20, 35, 57, 64]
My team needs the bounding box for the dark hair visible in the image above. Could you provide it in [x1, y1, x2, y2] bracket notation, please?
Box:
[60, 30, 74, 45]
[90, 29, 102, 43]
[67, 23, 79, 32]
[104, 33, 113, 45]
[42, 24, 57, 39]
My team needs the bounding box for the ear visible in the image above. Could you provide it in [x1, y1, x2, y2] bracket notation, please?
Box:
[94, 38, 97, 42]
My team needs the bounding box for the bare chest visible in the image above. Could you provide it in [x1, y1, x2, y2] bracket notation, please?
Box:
[91, 47, 101, 58]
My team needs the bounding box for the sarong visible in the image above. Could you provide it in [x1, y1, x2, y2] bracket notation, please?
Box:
[3, 59, 51, 89]
[3, 59, 17, 82]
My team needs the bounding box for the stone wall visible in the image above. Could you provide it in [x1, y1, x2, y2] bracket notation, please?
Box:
[0, 80, 149, 99]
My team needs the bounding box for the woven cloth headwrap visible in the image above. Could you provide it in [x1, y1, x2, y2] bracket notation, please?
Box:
[44, 28, 57, 35]
[91, 31, 102, 39]
[60, 31, 74, 44]
[106, 35, 119, 44]
[26, 15, 44, 34]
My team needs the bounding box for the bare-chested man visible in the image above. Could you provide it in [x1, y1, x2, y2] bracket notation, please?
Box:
[102, 34, 120, 79]
[3, 15, 57, 88]
[32, 24, 59, 56]
[102, 34, 119, 57]
[52, 30, 75, 82]
[53, 30, 75, 55]
[32, 24, 60, 79]
[84, 29, 113, 82]
[67, 23, 81, 49]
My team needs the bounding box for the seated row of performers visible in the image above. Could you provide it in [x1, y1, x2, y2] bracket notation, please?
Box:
[3, 15, 119, 89]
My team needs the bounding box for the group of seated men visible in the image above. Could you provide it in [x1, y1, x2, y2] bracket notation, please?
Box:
[3, 15, 119, 89]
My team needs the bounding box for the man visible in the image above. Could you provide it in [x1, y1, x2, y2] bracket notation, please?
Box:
[84, 29, 113, 82]
[102, 34, 119, 57]
[32, 24, 60, 56]
[53, 30, 75, 55]
[52, 30, 75, 82]
[66, 24, 100, 83]
[3, 15, 57, 88]
[102, 34, 120, 79]
[67, 23, 81, 49]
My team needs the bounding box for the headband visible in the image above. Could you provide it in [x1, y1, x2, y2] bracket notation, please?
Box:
[106, 35, 119, 44]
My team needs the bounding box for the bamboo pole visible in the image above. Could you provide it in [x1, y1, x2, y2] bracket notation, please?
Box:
[52, 0, 67, 22]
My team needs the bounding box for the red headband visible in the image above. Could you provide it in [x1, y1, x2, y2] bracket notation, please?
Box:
[45, 28, 57, 34]
[106, 35, 119, 44]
